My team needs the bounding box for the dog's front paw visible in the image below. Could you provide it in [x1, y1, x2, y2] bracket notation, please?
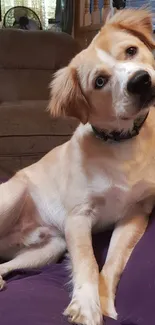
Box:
[64, 283, 102, 325]
[99, 274, 117, 320]
[100, 295, 117, 320]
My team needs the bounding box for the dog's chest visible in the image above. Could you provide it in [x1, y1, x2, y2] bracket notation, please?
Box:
[89, 170, 130, 225]
[88, 164, 153, 227]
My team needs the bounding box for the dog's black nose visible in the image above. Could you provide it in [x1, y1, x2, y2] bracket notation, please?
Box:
[127, 70, 151, 94]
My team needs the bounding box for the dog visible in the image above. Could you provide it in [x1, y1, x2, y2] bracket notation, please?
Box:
[0, 8, 155, 325]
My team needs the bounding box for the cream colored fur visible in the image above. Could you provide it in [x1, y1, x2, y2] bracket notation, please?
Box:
[0, 8, 155, 325]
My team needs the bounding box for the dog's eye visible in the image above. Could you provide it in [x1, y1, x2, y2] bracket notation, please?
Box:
[126, 46, 138, 57]
[95, 76, 108, 89]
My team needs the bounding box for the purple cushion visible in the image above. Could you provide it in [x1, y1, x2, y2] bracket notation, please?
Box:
[0, 214, 155, 325]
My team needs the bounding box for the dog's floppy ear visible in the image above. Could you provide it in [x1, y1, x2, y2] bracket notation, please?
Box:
[108, 9, 155, 50]
[48, 66, 89, 124]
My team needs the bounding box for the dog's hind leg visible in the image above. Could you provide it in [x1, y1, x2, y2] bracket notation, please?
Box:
[0, 236, 66, 281]
[0, 175, 27, 234]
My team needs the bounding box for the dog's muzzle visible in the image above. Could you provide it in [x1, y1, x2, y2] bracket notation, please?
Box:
[127, 70, 151, 94]
[127, 70, 155, 109]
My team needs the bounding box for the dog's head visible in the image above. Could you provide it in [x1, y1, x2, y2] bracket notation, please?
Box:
[49, 9, 155, 132]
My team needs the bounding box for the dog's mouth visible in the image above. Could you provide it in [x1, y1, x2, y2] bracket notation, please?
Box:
[121, 87, 155, 121]
[139, 87, 155, 109]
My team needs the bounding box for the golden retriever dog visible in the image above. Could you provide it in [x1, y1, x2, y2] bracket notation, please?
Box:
[0, 8, 155, 325]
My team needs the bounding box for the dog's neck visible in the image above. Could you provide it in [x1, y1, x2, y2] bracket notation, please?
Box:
[92, 113, 148, 142]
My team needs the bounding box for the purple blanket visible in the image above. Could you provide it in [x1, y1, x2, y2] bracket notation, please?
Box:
[0, 214, 155, 325]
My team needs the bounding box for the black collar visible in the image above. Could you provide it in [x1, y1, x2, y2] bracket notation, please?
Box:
[92, 113, 148, 142]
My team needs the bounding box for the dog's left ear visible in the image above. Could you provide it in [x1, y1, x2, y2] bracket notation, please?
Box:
[48, 66, 89, 124]
[109, 9, 155, 50]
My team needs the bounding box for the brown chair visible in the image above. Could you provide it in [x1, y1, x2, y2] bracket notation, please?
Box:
[0, 29, 80, 180]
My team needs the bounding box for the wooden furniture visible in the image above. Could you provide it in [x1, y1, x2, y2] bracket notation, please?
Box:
[73, 0, 110, 48]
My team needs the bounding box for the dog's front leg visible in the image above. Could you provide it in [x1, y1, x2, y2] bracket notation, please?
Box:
[99, 213, 148, 320]
[64, 215, 102, 325]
